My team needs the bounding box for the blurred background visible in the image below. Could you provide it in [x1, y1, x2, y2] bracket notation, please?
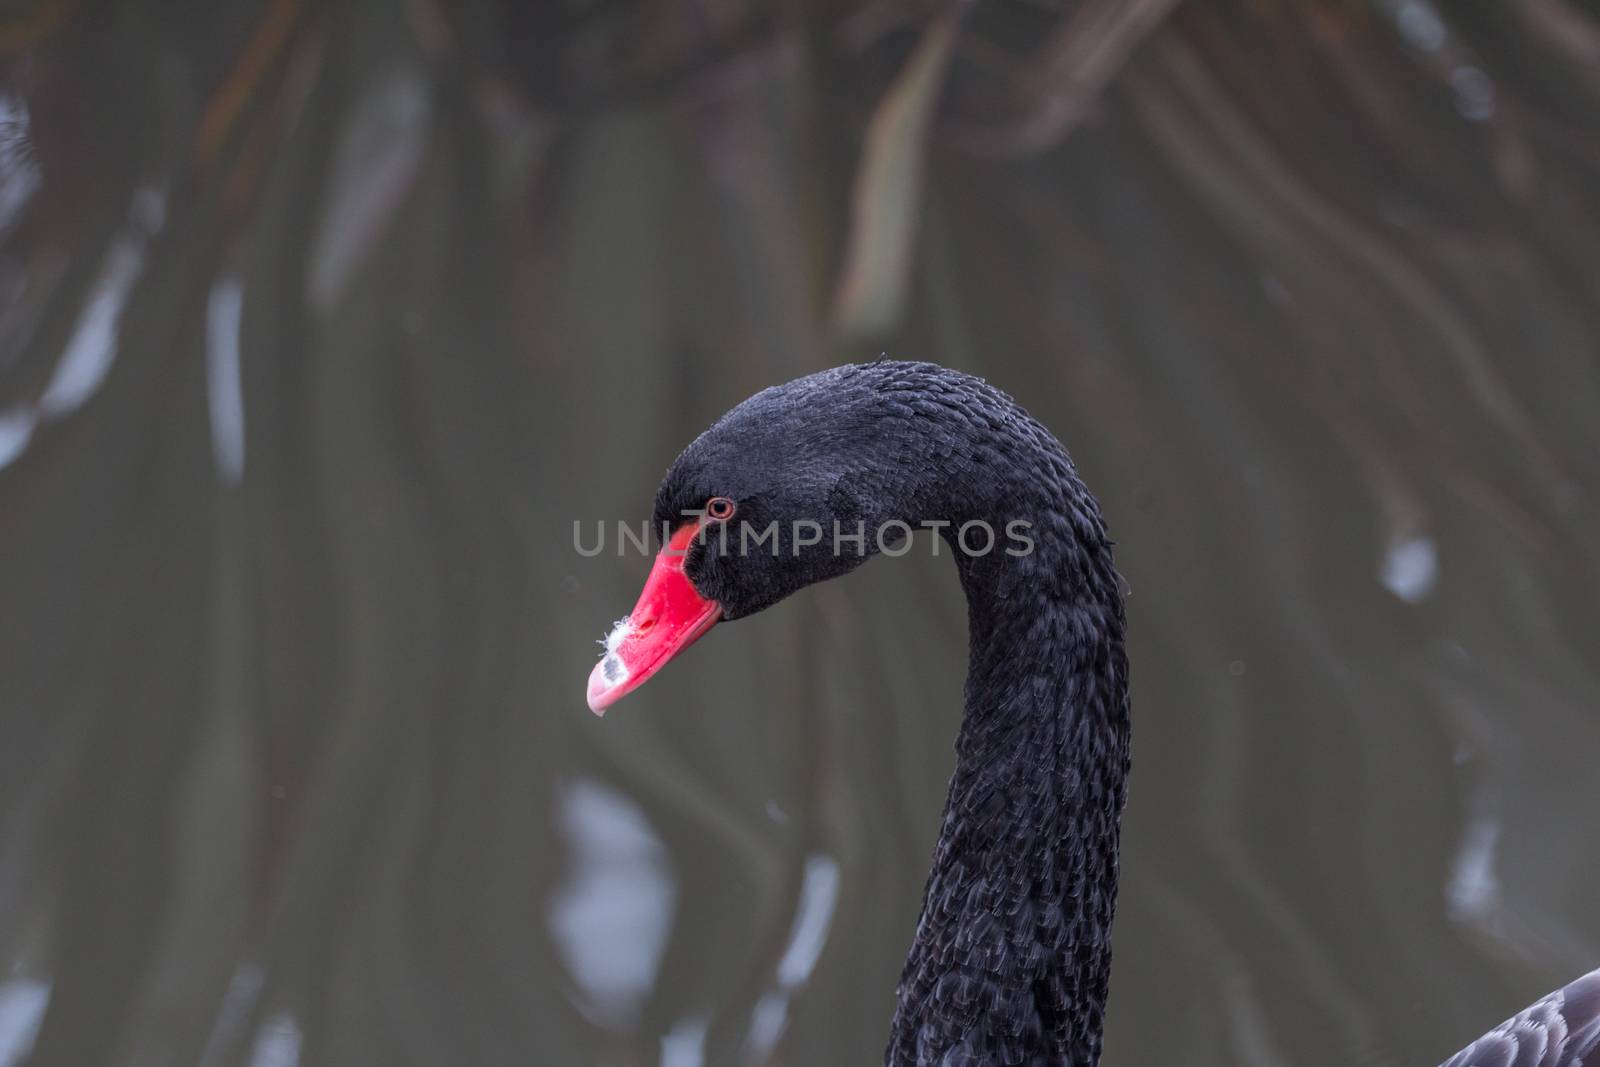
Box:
[2, 0, 1599, 1064]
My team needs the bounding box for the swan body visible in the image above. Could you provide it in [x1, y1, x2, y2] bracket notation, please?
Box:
[586, 360, 1599, 1066]
[1440, 967, 1600, 1067]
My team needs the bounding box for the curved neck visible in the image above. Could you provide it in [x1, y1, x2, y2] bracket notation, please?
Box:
[886, 437, 1130, 1066]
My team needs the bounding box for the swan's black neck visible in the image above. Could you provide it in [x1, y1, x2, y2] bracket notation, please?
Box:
[880, 375, 1130, 1067]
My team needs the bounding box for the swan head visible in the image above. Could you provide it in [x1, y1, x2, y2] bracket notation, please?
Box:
[585, 360, 1063, 713]
[587, 365, 902, 713]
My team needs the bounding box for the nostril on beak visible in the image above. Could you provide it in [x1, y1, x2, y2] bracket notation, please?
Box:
[636, 617, 656, 632]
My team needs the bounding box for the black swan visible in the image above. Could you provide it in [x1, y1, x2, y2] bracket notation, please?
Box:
[584, 361, 1600, 1066]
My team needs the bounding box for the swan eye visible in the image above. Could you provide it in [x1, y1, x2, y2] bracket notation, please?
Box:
[705, 496, 737, 521]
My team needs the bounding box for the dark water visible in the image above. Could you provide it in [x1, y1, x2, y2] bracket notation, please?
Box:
[2, 2, 1599, 1065]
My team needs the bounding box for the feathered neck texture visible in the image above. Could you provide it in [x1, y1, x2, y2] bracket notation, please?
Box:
[877, 370, 1130, 1067]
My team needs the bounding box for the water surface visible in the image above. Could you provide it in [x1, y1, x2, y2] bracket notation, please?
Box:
[1, 2, 1598, 1064]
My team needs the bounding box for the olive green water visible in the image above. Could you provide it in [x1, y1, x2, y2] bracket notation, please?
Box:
[2, 2, 1599, 1065]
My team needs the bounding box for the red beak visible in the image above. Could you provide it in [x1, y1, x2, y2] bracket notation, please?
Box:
[586, 521, 722, 714]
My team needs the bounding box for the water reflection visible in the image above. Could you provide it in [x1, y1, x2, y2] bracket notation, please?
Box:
[306, 71, 430, 311]
[743, 854, 841, 1060]
[0, 978, 48, 1067]
[0, 407, 31, 470]
[659, 1017, 708, 1067]
[39, 190, 160, 418]
[550, 781, 676, 1030]
[204, 276, 246, 484]
[1380, 535, 1438, 604]
[200, 964, 267, 1067]
[246, 1012, 302, 1067]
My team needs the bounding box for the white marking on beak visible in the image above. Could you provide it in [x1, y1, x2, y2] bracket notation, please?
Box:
[602, 616, 634, 654]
